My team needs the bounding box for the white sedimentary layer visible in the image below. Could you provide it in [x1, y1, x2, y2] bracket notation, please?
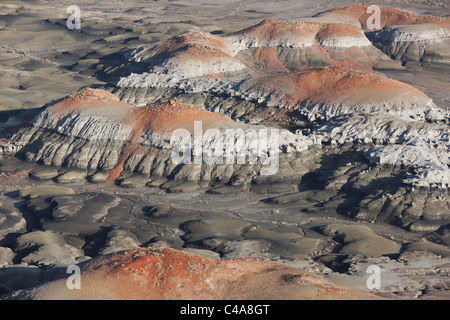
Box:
[118, 73, 435, 119]
[226, 34, 315, 51]
[314, 113, 450, 188]
[317, 35, 372, 48]
[128, 34, 246, 77]
[7, 98, 314, 179]
[116, 71, 450, 187]
[153, 56, 246, 78]
[372, 24, 450, 43]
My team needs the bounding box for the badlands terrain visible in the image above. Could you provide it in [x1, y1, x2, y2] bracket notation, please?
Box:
[0, 0, 450, 300]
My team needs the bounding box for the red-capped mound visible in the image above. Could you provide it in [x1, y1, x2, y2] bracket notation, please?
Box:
[135, 32, 237, 60]
[315, 22, 366, 39]
[30, 88, 236, 184]
[228, 19, 369, 47]
[127, 99, 233, 136]
[104, 99, 233, 183]
[129, 32, 244, 77]
[21, 248, 378, 300]
[47, 88, 132, 117]
[320, 4, 450, 29]
[242, 66, 431, 107]
[129, 19, 387, 76]
[224, 19, 380, 72]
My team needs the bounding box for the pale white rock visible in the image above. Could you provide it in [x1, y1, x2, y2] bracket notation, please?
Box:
[318, 35, 372, 48]
[127, 32, 246, 77]
[372, 24, 450, 44]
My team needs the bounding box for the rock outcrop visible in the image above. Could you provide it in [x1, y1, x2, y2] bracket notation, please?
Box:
[116, 66, 449, 188]
[128, 32, 245, 77]
[8, 88, 307, 184]
[128, 19, 390, 74]
[316, 5, 450, 66]
[316, 4, 450, 29]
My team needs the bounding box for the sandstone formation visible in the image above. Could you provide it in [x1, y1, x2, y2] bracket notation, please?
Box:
[128, 18, 390, 75]
[7, 88, 306, 186]
[128, 32, 245, 77]
[316, 5, 450, 67]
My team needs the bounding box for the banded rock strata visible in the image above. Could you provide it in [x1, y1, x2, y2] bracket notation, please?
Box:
[316, 5, 450, 66]
[7, 88, 308, 185]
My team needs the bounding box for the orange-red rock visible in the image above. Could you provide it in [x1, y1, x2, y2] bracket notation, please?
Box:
[129, 32, 245, 77]
[241, 66, 431, 108]
[16, 248, 378, 300]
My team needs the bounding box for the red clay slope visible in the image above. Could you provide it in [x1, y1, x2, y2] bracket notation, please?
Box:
[241, 66, 431, 108]
[224, 19, 381, 71]
[134, 32, 237, 60]
[47, 88, 133, 119]
[110, 99, 233, 182]
[127, 99, 233, 136]
[20, 248, 378, 300]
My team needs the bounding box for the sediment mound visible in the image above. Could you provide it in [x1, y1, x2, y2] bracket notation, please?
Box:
[4, 248, 378, 300]
[238, 66, 433, 116]
[317, 5, 450, 29]
[128, 19, 391, 74]
[227, 19, 372, 49]
[128, 32, 245, 77]
[317, 5, 450, 66]
[7, 88, 305, 185]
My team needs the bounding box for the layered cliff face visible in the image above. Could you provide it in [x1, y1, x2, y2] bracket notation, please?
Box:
[316, 4, 450, 29]
[369, 23, 450, 66]
[115, 8, 450, 229]
[316, 5, 450, 66]
[9, 88, 308, 185]
[127, 19, 390, 74]
[225, 19, 385, 70]
[116, 70, 449, 189]
[128, 32, 245, 77]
